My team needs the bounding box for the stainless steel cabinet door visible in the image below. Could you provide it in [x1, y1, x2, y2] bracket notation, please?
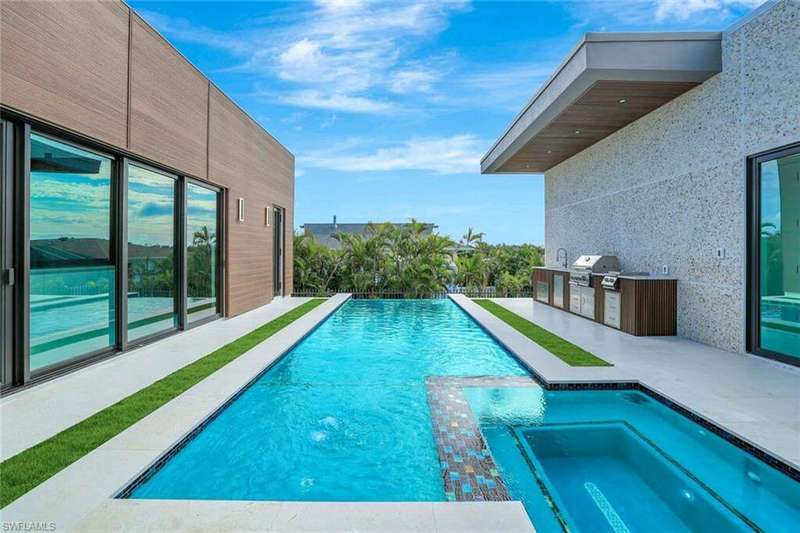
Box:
[536, 281, 549, 303]
[604, 291, 621, 329]
[553, 274, 564, 308]
[581, 286, 595, 319]
[570, 290, 581, 313]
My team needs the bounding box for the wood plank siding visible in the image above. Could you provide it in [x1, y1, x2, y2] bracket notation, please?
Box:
[0, 1, 129, 147]
[208, 86, 295, 315]
[128, 14, 209, 178]
[0, 0, 293, 317]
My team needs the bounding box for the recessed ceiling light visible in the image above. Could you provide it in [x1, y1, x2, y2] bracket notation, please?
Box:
[618, 98, 627, 104]
[547, 150, 552, 154]
[574, 130, 581, 134]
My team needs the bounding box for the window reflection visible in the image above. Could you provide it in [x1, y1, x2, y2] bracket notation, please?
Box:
[29, 133, 115, 370]
[186, 183, 218, 322]
[127, 164, 177, 341]
[759, 152, 800, 360]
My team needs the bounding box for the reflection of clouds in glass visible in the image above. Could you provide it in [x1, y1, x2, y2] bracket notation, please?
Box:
[31, 210, 110, 240]
[30, 173, 111, 241]
[31, 177, 110, 208]
[128, 165, 175, 247]
[139, 202, 173, 217]
[129, 165, 174, 188]
[187, 205, 217, 217]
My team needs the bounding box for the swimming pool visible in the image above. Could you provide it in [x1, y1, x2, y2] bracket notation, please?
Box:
[129, 299, 528, 501]
[466, 387, 800, 532]
[124, 297, 799, 532]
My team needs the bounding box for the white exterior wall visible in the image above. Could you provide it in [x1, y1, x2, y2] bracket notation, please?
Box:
[544, 0, 800, 353]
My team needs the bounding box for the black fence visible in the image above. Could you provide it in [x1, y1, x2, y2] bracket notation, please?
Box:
[291, 288, 533, 299]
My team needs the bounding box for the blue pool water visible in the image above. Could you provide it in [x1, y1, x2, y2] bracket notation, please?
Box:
[465, 387, 800, 532]
[131, 299, 527, 501]
[129, 298, 800, 532]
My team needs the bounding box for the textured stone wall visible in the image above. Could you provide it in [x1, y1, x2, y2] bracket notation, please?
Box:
[544, 0, 800, 353]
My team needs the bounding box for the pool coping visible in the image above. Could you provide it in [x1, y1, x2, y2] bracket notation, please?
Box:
[448, 294, 800, 483]
[0, 294, 535, 532]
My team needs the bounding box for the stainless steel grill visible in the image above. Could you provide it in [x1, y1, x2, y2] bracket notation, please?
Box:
[601, 271, 621, 291]
[601, 270, 649, 291]
[569, 255, 621, 287]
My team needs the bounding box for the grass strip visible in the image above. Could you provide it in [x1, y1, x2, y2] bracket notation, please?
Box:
[0, 298, 327, 508]
[473, 299, 611, 367]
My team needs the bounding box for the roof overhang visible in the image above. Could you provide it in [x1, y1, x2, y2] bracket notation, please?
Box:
[481, 32, 722, 174]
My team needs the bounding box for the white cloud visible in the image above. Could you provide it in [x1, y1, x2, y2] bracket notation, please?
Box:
[301, 134, 486, 175]
[279, 90, 394, 113]
[389, 69, 438, 94]
[139, 2, 469, 114]
[654, 0, 763, 21]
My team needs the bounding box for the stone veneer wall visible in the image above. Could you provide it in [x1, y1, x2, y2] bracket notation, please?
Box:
[543, 0, 800, 353]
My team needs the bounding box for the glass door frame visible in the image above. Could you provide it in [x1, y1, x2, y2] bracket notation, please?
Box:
[183, 177, 224, 329]
[746, 141, 800, 367]
[27, 129, 120, 379]
[121, 160, 181, 350]
[1, 119, 14, 389]
[273, 204, 285, 297]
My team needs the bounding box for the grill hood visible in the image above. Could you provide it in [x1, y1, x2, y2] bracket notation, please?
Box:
[571, 255, 621, 273]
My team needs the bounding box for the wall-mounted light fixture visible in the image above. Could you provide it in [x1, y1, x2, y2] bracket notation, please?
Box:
[238, 198, 245, 222]
[265, 205, 271, 227]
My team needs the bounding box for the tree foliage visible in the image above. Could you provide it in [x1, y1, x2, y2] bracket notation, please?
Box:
[294, 220, 544, 297]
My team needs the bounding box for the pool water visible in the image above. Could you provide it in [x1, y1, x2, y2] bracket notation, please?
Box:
[131, 299, 527, 501]
[466, 387, 800, 532]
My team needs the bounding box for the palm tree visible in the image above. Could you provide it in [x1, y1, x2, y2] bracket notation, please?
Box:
[292, 223, 541, 297]
[460, 227, 485, 247]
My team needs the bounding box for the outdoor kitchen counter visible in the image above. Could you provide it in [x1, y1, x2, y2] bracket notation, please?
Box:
[531, 267, 677, 336]
[617, 274, 678, 280]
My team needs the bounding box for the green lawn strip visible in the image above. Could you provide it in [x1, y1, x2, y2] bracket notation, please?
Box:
[0, 298, 327, 508]
[472, 299, 611, 367]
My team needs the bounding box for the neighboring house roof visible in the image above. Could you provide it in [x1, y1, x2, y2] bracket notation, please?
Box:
[302, 222, 437, 249]
[481, 31, 723, 173]
[31, 238, 110, 264]
[30, 238, 173, 266]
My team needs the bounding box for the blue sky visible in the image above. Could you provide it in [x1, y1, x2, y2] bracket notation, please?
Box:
[131, 0, 761, 244]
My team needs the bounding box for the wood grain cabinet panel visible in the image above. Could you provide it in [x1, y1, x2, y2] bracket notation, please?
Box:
[0, 0, 129, 147]
[208, 86, 294, 315]
[619, 278, 677, 336]
[128, 15, 208, 177]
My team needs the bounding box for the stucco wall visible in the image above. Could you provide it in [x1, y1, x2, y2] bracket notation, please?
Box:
[544, 0, 800, 353]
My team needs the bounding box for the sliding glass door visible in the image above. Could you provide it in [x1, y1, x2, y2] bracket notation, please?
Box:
[127, 163, 178, 342]
[186, 181, 220, 324]
[0, 115, 226, 387]
[750, 143, 800, 365]
[28, 132, 116, 372]
[1, 120, 12, 387]
[273, 205, 284, 297]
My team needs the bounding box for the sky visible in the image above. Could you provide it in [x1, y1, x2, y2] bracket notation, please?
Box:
[129, 0, 762, 245]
